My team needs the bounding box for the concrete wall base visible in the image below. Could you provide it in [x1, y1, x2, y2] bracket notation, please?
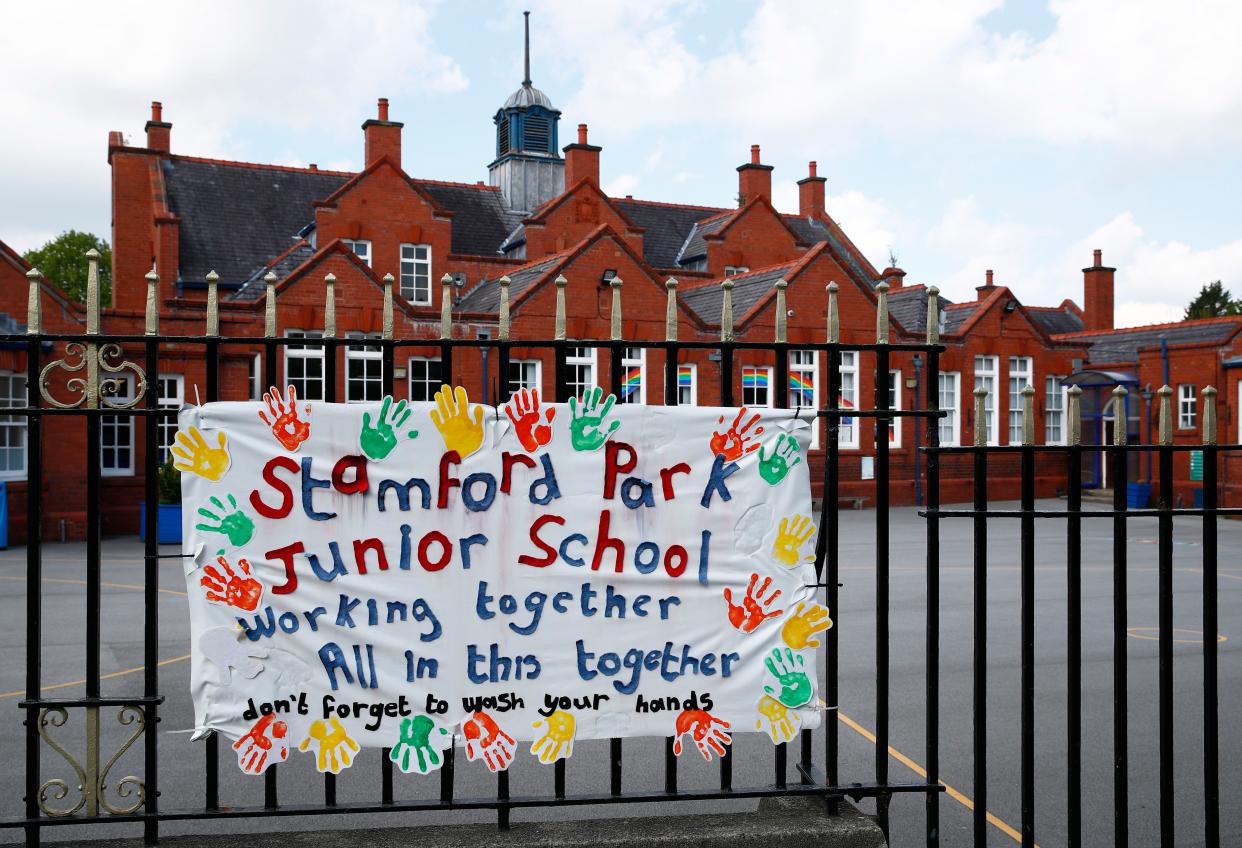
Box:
[47, 796, 886, 848]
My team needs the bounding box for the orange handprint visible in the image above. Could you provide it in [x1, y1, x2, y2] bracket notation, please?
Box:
[233, 714, 289, 775]
[463, 710, 516, 773]
[258, 385, 310, 451]
[672, 708, 731, 761]
[200, 556, 264, 612]
[505, 387, 556, 452]
[709, 407, 764, 460]
[723, 572, 783, 633]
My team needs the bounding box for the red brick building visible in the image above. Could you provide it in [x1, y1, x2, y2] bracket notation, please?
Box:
[2, 55, 1238, 541]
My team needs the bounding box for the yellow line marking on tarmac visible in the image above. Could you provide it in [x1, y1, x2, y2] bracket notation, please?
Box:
[0, 574, 191, 699]
[0, 654, 192, 700]
[837, 710, 1034, 847]
[1127, 626, 1227, 644]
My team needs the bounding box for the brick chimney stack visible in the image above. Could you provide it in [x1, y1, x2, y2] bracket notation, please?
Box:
[363, 97, 404, 168]
[881, 265, 906, 290]
[737, 144, 773, 206]
[1082, 248, 1115, 331]
[797, 161, 826, 218]
[145, 101, 171, 153]
[563, 123, 602, 187]
[976, 268, 997, 301]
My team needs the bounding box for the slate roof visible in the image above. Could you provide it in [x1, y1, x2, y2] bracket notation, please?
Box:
[612, 199, 725, 268]
[887, 286, 956, 335]
[782, 215, 829, 245]
[1057, 320, 1242, 364]
[677, 212, 733, 263]
[163, 158, 349, 288]
[456, 254, 565, 313]
[941, 303, 977, 335]
[679, 264, 795, 325]
[230, 241, 316, 302]
[1028, 306, 1084, 335]
[418, 183, 524, 257]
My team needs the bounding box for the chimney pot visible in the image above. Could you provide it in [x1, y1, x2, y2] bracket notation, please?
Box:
[563, 123, 602, 186]
[363, 99, 403, 167]
[145, 101, 171, 153]
[378, 98, 389, 121]
[309, 163, 317, 171]
[1083, 250, 1115, 331]
[986, 269, 994, 286]
[578, 123, 588, 144]
[1093, 248, 1102, 267]
[151, 101, 162, 122]
[808, 161, 817, 178]
[750, 144, 761, 164]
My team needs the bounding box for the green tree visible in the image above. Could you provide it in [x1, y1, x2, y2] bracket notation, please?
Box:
[1184, 280, 1239, 320]
[21, 230, 111, 304]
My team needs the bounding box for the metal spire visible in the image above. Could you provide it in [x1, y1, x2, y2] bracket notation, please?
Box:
[523, 11, 532, 87]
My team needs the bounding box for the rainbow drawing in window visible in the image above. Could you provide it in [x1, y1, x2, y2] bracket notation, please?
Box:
[622, 366, 643, 401]
[789, 371, 814, 406]
[837, 393, 854, 427]
[742, 368, 769, 391]
[677, 366, 694, 388]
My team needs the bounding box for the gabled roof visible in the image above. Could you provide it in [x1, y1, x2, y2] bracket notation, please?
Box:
[1053, 316, 1242, 364]
[887, 285, 956, 335]
[676, 211, 734, 263]
[163, 157, 350, 288]
[419, 182, 524, 257]
[612, 198, 727, 268]
[1027, 305, 1084, 335]
[680, 264, 796, 325]
[455, 253, 566, 313]
[941, 302, 977, 335]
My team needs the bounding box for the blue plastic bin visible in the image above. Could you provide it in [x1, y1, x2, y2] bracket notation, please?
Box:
[139, 502, 182, 544]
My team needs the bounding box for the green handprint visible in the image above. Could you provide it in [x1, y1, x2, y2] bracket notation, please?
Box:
[758, 433, 802, 485]
[195, 494, 255, 547]
[360, 395, 418, 461]
[390, 715, 449, 775]
[763, 646, 813, 708]
[568, 387, 621, 452]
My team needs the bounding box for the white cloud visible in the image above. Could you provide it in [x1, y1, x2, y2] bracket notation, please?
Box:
[925, 195, 1047, 297]
[544, 0, 1242, 150]
[0, 0, 466, 252]
[604, 173, 640, 198]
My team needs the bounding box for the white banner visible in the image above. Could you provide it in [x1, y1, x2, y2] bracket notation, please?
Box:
[176, 385, 828, 776]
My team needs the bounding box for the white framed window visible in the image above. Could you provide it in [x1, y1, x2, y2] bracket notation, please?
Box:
[566, 346, 596, 400]
[676, 364, 697, 406]
[838, 351, 858, 449]
[724, 266, 749, 276]
[0, 372, 27, 478]
[408, 357, 442, 402]
[742, 365, 773, 408]
[886, 370, 903, 448]
[342, 239, 371, 267]
[400, 243, 432, 304]
[508, 359, 541, 393]
[1179, 384, 1197, 430]
[346, 333, 383, 403]
[1046, 376, 1066, 445]
[1008, 356, 1032, 444]
[789, 349, 818, 448]
[938, 372, 961, 447]
[621, 347, 645, 404]
[248, 353, 263, 401]
[101, 374, 135, 476]
[156, 374, 184, 463]
[285, 330, 325, 401]
[974, 355, 998, 446]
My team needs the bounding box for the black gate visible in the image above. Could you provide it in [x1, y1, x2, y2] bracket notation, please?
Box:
[0, 257, 1231, 847]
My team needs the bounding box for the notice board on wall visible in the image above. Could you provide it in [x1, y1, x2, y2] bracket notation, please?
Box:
[175, 385, 829, 776]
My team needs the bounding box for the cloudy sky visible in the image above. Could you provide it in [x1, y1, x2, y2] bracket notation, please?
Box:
[2, 0, 1240, 325]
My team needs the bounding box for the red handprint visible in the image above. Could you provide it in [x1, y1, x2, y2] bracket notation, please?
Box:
[672, 709, 731, 761]
[504, 387, 556, 452]
[463, 710, 516, 773]
[723, 572, 783, 633]
[233, 714, 289, 775]
[259, 385, 311, 451]
[709, 407, 764, 460]
[200, 556, 264, 612]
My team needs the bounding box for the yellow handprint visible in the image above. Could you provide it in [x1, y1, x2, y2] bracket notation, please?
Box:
[299, 717, 359, 774]
[172, 426, 230, 481]
[429, 385, 485, 458]
[781, 602, 833, 649]
[756, 694, 801, 744]
[772, 514, 815, 566]
[530, 709, 575, 764]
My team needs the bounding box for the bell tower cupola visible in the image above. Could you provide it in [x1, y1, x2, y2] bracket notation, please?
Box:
[489, 11, 564, 213]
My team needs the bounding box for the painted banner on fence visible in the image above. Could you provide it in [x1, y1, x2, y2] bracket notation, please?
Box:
[178, 385, 827, 776]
